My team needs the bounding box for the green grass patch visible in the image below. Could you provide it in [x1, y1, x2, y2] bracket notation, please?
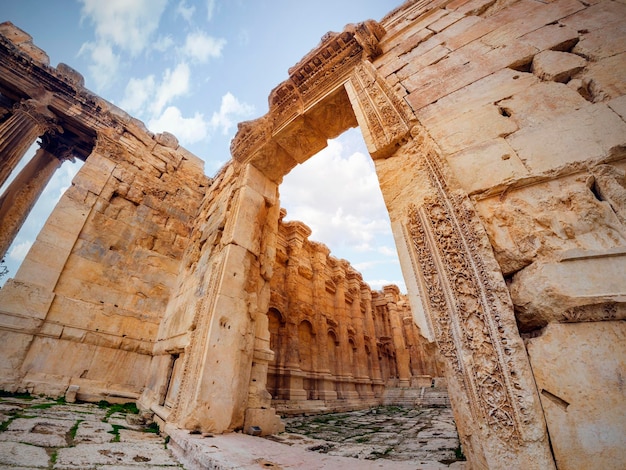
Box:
[144, 422, 160, 434]
[108, 424, 126, 442]
[69, 420, 83, 440]
[0, 390, 34, 400]
[0, 417, 14, 432]
[98, 401, 139, 421]
[28, 402, 57, 410]
[50, 450, 58, 465]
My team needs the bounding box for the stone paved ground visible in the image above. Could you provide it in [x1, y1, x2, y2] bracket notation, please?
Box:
[270, 405, 465, 467]
[0, 394, 181, 469]
[0, 395, 465, 469]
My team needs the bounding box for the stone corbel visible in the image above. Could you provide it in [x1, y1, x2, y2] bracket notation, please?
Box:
[346, 20, 386, 60]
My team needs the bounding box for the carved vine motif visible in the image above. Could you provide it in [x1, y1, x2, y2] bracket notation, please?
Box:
[349, 62, 411, 159]
[562, 302, 621, 323]
[405, 150, 531, 441]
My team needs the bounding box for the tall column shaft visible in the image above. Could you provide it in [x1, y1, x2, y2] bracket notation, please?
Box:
[0, 146, 64, 260]
[0, 99, 59, 188]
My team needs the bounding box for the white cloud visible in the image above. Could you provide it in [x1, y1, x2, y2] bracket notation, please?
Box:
[152, 63, 191, 115]
[181, 31, 226, 63]
[210, 92, 255, 135]
[8, 241, 32, 262]
[368, 279, 407, 292]
[119, 75, 156, 114]
[280, 137, 391, 250]
[177, 1, 196, 23]
[148, 106, 210, 145]
[78, 41, 120, 90]
[207, 0, 216, 21]
[79, 0, 168, 56]
[153, 35, 174, 53]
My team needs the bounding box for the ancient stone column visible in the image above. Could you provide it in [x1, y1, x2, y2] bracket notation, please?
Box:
[347, 272, 373, 399]
[311, 243, 337, 400]
[282, 222, 310, 401]
[333, 261, 360, 399]
[0, 99, 59, 188]
[384, 285, 411, 387]
[361, 284, 384, 395]
[0, 136, 73, 260]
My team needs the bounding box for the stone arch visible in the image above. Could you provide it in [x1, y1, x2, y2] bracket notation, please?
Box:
[161, 16, 552, 467]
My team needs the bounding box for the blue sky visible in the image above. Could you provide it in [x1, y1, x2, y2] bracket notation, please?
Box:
[0, 0, 405, 291]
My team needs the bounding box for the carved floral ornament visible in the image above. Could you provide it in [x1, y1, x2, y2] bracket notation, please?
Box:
[403, 149, 539, 442]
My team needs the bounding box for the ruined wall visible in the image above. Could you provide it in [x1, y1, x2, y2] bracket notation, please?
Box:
[373, 1, 626, 468]
[1, 2, 625, 468]
[266, 213, 440, 414]
[0, 23, 207, 401]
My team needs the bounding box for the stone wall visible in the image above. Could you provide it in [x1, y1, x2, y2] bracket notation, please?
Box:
[266, 212, 442, 414]
[1, 1, 625, 468]
[0, 22, 207, 401]
[374, 1, 626, 468]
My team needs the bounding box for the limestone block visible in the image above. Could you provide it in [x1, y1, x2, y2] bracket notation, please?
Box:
[608, 94, 626, 121]
[244, 408, 285, 436]
[0, 442, 50, 467]
[560, 0, 626, 35]
[154, 131, 178, 149]
[572, 20, 626, 61]
[0, 279, 54, 320]
[65, 384, 80, 403]
[506, 103, 626, 173]
[531, 50, 587, 83]
[510, 248, 626, 329]
[223, 185, 266, 256]
[526, 321, 626, 470]
[74, 153, 116, 196]
[56, 62, 84, 87]
[447, 138, 529, 194]
[55, 442, 180, 467]
[519, 22, 579, 53]
[0, 330, 33, 383]
[447, 0, 582, 50]
[579, 52, 626, 101]
[480, 0, 583, 49]
[475, 174, 626, 275]
[497, 80, 590, 129]
[417, 68, 538, 127]
[14, 257, 63, 292]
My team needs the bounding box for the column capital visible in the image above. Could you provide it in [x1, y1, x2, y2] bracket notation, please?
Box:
[14, 99, 62, 134]
[39, 133, 76, 163]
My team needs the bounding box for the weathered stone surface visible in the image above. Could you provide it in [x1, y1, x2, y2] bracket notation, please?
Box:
[531, 50, 587, 83]
[527, 321, 626, 470]
[0, 442, 50, 467]
[1, 2, 625, 469]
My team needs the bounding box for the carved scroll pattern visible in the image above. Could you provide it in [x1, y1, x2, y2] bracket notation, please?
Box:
[349, 62, 411, 159]
[405, 150, 530, 441]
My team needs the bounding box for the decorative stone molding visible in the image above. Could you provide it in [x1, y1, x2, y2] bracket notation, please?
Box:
[402, 142, 551, 458]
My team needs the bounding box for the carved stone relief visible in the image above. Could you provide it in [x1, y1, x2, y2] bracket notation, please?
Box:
[402, 141, 548, 451]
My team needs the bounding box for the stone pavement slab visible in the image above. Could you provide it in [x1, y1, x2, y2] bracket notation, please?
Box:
[0, 441, 50, 468]
[54, 442, 181, 469]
